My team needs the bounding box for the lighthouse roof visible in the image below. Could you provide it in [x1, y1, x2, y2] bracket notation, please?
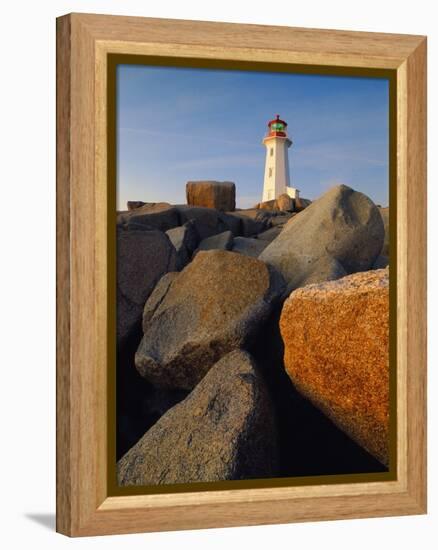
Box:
[266, 114, 289, 138]
[268, 114, 288, 127]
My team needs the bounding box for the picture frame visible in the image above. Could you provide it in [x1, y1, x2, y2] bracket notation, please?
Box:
[56, 13, 427, 536]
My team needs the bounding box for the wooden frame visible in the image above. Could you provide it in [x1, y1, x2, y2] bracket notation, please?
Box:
[56, 13, 427, 536]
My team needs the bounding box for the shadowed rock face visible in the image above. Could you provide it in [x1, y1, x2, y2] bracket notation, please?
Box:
[259, 185, 384, 293]
[166, 221, 199, 270]
[270, 213, 295, 227]
[175, 205, 241, 239]
[118, 350, 278, 486]
[226, 211, 270, 237]
[117, 229, 177, 347]
[294, 197, 312, 212]
[280, 268, 389, 465]
[373, 255, 389, 269]
[186, 181, 236, 212]
[135, 250, 285, 390]
[379, 207, 389, 257]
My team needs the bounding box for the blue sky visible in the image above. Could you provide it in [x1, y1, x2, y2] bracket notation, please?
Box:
[117, 65, 389, 210]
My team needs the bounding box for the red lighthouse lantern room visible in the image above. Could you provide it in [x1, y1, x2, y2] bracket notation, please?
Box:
[267, 114, 288, 137]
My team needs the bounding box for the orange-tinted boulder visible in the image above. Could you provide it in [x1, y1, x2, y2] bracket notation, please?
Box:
[275, 193, 294, 212]
[186, 181, 236, 211]
[280, 268, 390, 465]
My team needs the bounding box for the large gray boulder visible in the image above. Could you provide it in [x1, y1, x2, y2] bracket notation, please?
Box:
[232, 236, 269, 258]
[118, 350, 277, 486]
[117, 229, 177, 346]
[118, 202, 169, 222]
[219, 211, 242, 235]
[294, 256, 347, 287]
[135, 250, 285, 390]
[142, 272, 179, 331]
[257, 226, 283, 242]
[175, 205, 240, 239]
[166, 220, 199, 270]
[233, 208, 270, 220]
[196, 230, 234, 253]
[227, 211, 269, 237]
[270, 213, 295, 226]
[118, 203, 180, 232]
[186, 181, 236, 211]
[259, 185, 384, 292]
[127, 201, 146, 210]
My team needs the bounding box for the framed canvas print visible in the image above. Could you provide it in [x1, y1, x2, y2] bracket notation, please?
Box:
[56, 13, 427, 536]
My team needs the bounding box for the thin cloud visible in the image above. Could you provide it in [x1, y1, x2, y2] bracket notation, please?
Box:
[295, 141, 388, 169]
[119, 127, 258, 148]
[169, 154, 261, 171]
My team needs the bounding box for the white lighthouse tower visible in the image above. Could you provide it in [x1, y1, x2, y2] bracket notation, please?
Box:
[262, 115, 299, 202]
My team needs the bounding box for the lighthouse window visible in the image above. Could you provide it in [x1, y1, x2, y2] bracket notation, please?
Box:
[270, 148, 273, 156]
[269, 168, 273, 177]
[272, 122, 284, 132]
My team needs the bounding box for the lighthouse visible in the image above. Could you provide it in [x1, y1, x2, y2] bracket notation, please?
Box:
[262, 115, 299, 202]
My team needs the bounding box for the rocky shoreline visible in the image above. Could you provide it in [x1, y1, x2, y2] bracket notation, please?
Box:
[116, 183, 390, 485]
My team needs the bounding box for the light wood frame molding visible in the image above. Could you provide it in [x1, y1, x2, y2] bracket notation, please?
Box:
[56, 13, 427, 536]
